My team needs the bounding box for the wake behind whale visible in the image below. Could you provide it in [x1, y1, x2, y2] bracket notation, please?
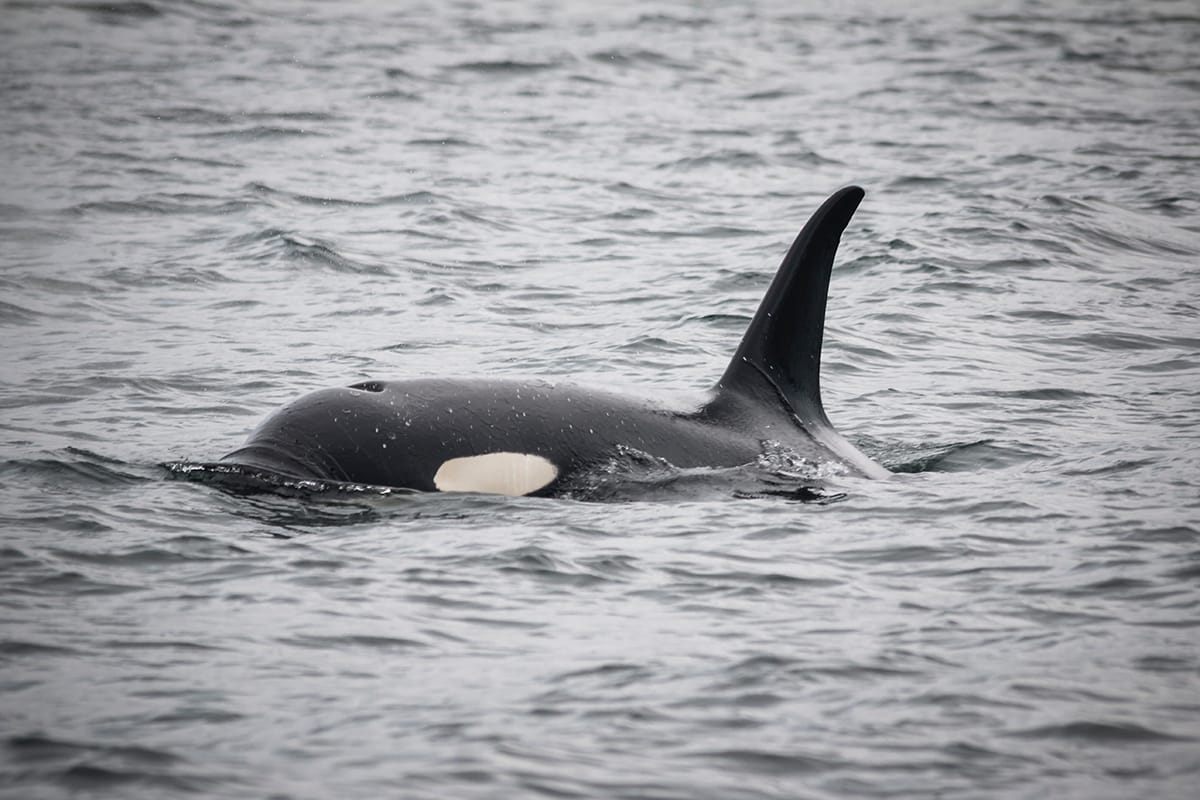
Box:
[174, 186, 890, 500]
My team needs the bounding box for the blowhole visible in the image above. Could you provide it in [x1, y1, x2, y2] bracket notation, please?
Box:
[349, 381, 385, 393]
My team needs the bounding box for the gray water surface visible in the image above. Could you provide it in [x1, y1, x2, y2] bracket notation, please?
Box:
[2, 1, 1199, 798]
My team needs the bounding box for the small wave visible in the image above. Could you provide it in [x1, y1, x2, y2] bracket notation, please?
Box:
[914, 67, 991, 85]
[984, 387, 1095, 401]
[0, 639, 85, 658]
[245, 110, 336, 124]
[192, 125, 327, 140]
[447, 59, 561, 76]
[364, 87, 422, 101]
[66, 193, 255, 217]
[1006, 307, 1098, 323]
[103, 638, 229, 652]
[1124, 356, 1198, 374]
[741, 88, 792, 101]
[66, 199, 165, 216]
[205, 298, 264, 311]
[603, 181, 681, 201]
[777, 148, 843, 167]
[890, 175, 953, 188]
[1008, 720, 1191, 743]
[0, 449, 149, 488]
[1009, 603, 1114, 627]
[10, 567, 140, 596]
[8, 752, 219, 797]
[246, 182, 448, 209]
[1050, 196, 1200, 258]
[879, 439, 1045, 472]
[60, 1, 162, 19]
[663, 566, 841, 591]
[635, 9, 713, 26]
[589, 48, 692, 70]
[677, 312, 750, 331]
[1165, 562, 1200, 581]
[683, 748, 843, 776]
[76, 149, 147, 163]
[1044, 331, 1197, 352]
[475, 544, 612, 588]
[225, 228, 389, 275]
[377, 190, 449, 206]
[277, 634, 428, 651]
[614, 335, 691, 354]
[7, 734, 183, 766]
[657, 149, 768, 171]
[834, 544, 954, 565]
[145, 106, 234, 125]
[0, 299, 42, 325]
[1135, 655, 1197, 673]
[0, 203, 32, 223]
[549, 662, 655, 688]
[100, 263, 237, 287]
[634, 224, 759, 240]
[57, 763, 216, 795]
[46, 533, 253, 567]
[1120, 525, 1198, 544]
[244, 181, 374, 208]
[1061, 457, 1157, 477]
[406, 137, 480, 148]
[1054, 576, 1159, 599]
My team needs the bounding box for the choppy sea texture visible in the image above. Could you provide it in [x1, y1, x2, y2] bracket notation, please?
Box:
[2, 0, 1199, 798]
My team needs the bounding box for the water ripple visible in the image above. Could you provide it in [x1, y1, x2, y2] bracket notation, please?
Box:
[3, 1, 1200, 798]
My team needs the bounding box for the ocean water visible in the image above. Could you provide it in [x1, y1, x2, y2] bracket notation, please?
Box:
[2, 0, 1199, 797]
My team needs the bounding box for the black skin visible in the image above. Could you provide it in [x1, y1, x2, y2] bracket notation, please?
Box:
[222, 377, 811, 496]
[218, 186, 890, 494]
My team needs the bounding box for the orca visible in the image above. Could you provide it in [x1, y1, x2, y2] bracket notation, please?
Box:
[216, 186, 889, 496]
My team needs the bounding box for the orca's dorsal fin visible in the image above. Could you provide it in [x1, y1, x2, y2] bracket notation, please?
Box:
[707, 185, 888, 477]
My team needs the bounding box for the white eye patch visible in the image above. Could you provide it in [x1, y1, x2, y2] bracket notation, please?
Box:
[433, 452, 558, 496]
